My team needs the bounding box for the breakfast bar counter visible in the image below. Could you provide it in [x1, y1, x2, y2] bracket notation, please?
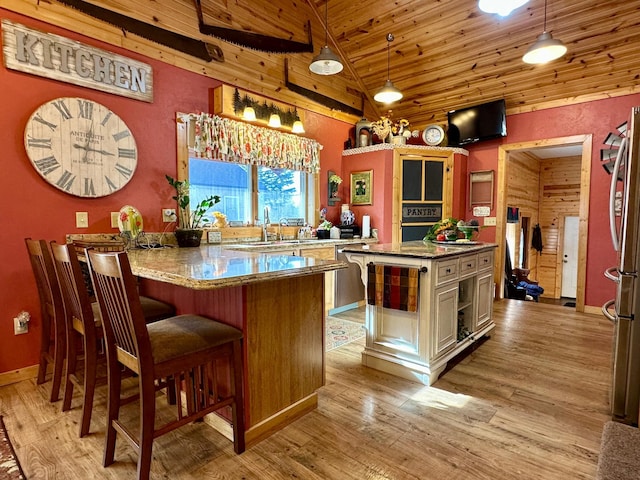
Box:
[341, 240, 497, 385]
[126, 245, 345, 448]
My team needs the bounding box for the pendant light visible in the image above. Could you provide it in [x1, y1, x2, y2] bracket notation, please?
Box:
[478, 0, 529, 16]
[374, 33, 403, 104]
[309, 1, 343, 75]
[522, 0, 567, 64]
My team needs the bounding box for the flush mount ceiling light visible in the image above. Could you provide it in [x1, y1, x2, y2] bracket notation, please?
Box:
[478, 0, 529, 16]
[309, 1, 343, 75]
[374, 33, 403, 104]
[522, 0, 567, 64]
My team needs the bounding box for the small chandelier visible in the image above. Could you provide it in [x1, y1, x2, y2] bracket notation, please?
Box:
[309, 1, 343, 75]
[522, 0, 567, 64]
[374, 33, 403, 104]
[478, 0, 529, 16]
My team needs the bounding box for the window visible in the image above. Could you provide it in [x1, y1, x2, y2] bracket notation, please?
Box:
[188, 158, 312, 224]
[178, 114, 316, 225]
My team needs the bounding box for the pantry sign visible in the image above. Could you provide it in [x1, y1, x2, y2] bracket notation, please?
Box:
[2, 19, 153, 102]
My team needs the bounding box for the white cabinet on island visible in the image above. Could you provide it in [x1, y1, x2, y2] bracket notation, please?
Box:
[342, 241, 497, 386]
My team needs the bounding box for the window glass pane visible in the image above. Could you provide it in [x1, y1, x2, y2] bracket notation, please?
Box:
[188, 158, 251, 223]
[257, 166, 306, 222]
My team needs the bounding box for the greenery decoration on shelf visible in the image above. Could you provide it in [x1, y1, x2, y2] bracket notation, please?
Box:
[232, 88, 301, 127]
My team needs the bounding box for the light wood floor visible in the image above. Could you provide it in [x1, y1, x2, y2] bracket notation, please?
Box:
[0, 299, 613, 479]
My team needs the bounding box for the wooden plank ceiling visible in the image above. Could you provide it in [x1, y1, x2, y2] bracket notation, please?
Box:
[6, 0, 640, 130]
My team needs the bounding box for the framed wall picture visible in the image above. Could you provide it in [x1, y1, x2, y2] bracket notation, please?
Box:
[351, 170, 373, 205]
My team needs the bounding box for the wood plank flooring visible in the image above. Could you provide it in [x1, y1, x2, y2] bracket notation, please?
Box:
[0, 299, 613, 479]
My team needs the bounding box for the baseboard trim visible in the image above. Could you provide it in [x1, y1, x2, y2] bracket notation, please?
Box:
[0, 364, 39, 387]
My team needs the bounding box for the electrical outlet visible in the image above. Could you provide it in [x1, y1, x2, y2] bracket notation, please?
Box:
[76, 212, 89, 228]
[162, 208, 176, 222]
[111, 212, 120, 228]
[14, 311, 30, 335]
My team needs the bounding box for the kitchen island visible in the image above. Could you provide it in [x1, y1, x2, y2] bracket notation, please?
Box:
[124, 245, 345, 448]
[342, 240, 497, 385]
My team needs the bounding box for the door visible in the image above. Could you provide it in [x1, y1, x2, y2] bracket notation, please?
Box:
[561, 216, 579, 298]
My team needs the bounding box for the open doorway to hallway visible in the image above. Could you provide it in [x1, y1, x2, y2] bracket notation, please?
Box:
[494, 135, 592, 313]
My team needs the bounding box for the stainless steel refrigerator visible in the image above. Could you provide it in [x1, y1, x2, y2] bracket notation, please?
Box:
[603, 106, 640, 425]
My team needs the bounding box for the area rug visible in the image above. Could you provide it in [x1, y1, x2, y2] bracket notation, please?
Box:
[0, 416, 26, 479]
[326, 318, 366, 351]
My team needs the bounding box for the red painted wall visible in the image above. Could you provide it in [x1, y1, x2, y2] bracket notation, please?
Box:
[463, 96, 640, 309]
[0, 9, 351, 374]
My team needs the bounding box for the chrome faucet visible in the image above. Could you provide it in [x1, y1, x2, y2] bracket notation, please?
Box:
[263, 206, 270, 241]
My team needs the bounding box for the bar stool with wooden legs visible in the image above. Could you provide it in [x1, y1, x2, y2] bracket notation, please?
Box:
[87, 250, 245, 480]
[50, 242, 177, 438]
[25, 238, 66, 403]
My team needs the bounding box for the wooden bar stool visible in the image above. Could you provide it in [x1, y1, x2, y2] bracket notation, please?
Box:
[87, 250, 245, 480]
[25, 238, 66, 403]
[50, 242, 177, 437]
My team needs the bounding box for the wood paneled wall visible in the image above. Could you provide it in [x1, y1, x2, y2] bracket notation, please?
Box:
[537, 156, 582, 297]
[505, 151, 541, 279]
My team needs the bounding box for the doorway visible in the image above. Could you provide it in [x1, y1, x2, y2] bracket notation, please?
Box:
[561, 215, 579, 299]
[494, 134, 592, 313]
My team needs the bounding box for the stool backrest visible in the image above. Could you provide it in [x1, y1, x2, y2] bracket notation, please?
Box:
[50, 242, 96, 337]
[25, 238, 64, 328]
[86, 250, 150, 374]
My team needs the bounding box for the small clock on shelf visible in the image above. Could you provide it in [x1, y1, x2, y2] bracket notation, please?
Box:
[422, 124, 447, 147]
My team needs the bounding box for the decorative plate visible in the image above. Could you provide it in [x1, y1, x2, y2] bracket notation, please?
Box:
[118, 205, 143, 236]
[341, 209, 355, 226]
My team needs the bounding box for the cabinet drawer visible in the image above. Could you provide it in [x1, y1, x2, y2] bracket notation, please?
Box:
[459, 254, 477, 277]
[478, 250, 494, 271]
[435, 259, 458, 285]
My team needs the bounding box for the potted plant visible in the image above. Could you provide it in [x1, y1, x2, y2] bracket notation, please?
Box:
[166, 175, 220, 247]
[317, 219, 332, 239]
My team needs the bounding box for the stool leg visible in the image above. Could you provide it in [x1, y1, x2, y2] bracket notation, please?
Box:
[103, 361, 122, 467]
[49, 321, 66, 402]
[80, 332, 98, 437]
[62, 329, 79, 412]
[137, 376, 157, 480]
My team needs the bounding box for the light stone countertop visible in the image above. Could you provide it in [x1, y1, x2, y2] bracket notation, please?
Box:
[341, 240, 497, 259]
[126, 244, 346, 290]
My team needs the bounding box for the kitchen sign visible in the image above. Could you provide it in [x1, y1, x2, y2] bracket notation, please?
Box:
[2, 20, 153, 102]
[402, 204, 442, 223]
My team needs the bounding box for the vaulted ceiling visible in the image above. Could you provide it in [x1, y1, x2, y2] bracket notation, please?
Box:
[7, 0, 640, 130]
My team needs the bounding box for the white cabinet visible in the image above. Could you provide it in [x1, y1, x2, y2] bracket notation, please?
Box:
[345, 246, 495, 386]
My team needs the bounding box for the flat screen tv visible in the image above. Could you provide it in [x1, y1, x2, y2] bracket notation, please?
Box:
[447, 99, 507, 146]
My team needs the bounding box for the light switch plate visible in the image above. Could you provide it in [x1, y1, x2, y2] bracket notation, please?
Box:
[484, 216, 497, 226]
[76, 212, 89, 228]
[110, 212, 119, 228]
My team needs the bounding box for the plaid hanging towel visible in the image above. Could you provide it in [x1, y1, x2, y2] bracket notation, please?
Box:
[367, 264, 419, 312]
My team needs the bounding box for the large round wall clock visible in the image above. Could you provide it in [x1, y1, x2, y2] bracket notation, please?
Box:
[24, 97, 138, 198]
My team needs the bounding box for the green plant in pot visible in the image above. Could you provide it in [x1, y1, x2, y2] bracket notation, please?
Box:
[166, 175, 220, 247]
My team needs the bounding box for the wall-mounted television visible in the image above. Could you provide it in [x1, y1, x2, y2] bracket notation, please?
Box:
[447, 99, 507, 146]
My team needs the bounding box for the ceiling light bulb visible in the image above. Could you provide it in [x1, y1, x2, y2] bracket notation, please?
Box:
[309, 46, 344, 75]
[478, 0, 529, 16]
[242, 106, 256, 121]
[268, 113, 281, 128]
[522, 31, 567, 64]
[291, 120, 305, 134]
[374, 80, 403, 104]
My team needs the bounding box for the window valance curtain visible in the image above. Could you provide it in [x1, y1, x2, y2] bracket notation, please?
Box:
[190, 112, 322, 173]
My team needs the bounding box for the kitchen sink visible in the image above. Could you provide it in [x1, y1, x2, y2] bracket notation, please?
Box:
[226, 239, 331, 249]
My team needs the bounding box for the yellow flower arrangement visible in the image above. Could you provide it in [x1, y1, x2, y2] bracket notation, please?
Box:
[372, 112, 411, 140]
[212, 211, 228, 228]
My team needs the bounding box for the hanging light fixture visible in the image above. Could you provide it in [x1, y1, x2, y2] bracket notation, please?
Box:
[309, 1, 343, 75]
[478, 0, 529, 16]
[522, 0, 567, 64]
[374, 33, 403, 104]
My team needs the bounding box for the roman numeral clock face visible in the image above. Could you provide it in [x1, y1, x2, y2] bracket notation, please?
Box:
[24, 97, 137, 197]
